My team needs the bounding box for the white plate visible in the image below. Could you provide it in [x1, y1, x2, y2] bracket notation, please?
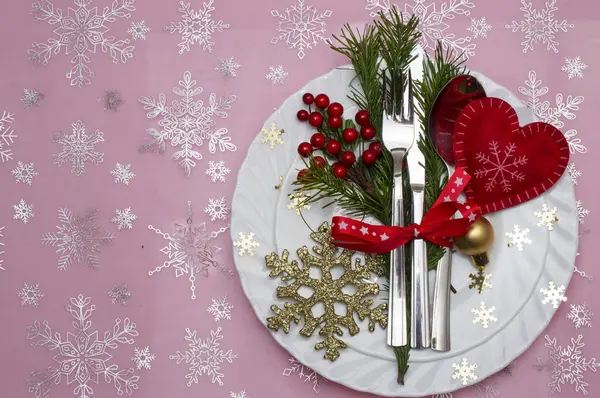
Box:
[230, 66, 577, 397]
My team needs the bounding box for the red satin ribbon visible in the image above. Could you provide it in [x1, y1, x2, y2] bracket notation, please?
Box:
[331, 168, 480, 254]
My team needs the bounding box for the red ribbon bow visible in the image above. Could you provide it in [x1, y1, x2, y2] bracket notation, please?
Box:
[331, 168, 480, 254]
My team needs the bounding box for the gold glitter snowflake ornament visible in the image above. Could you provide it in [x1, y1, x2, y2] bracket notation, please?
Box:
[266, 222, 387, 361]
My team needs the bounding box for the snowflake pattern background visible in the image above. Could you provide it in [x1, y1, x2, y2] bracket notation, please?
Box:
[216, 57, 241, 77]
[110, 162, 136, 185]
[207, 296, 234, 321]
[13, 199, 35, 224]
[112, 207, 137, 230]
[205, 160, 231, 182]
[128, 20, 151, 40]
[566, 303, 593, 329]
[12, 161, 39, 185]
[282, 357, 323, 393]
[0, 111, 17, 163]
[17, 282, 44, 307]
[562, 56, 587, 79]
[53, 120, 105, 176]
[266, 65, 288, 85]
[21, 88, 44, 108]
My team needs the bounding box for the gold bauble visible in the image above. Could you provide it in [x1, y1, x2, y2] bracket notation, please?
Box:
[454, 217, 494, 267]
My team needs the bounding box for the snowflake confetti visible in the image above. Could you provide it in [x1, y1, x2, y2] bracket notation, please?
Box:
[540, 281, 567, 308]
[287, 192, 311, 215]
[17, 282, 44, 307]
[562, 56, 587, 79]
[112, 207, 137, 231]
[475, 141, 528, 193]
[230, 391, 250, 398]
[204, 197, 229, 222]
[53, 120, 104, 176]
[216, 57, 241, 77]
[261, 122, 284, 149]
[110, 162, 136, 185]
[41, 207, 114, 271]
[471, 301, 498, 329]
[27, 295, 140, 398]
[11, 161, 39, 185]
[170, 326, 238, 386]
[283, 357, 323, 393]
[29, 0, 136, 87]
[567, 162, 581, 185]
[541, 334, 599, 395]
[132, 346, 155, 370]
[576, 200, 589, 225]
[233, 232, 259, 256]
[206, 160, 231, 183]
[0, 110, 17, 163]
[452, 358, 478, 385]
[21, 88, 44, 108]
[108, 282, 132, 306]
[535, 204, 559, 231]
[207, 296, 234, 321]
[270, 0, 332, 60]
[128, 20, 151, 41]
[505, 0, 573, 53]
[468, 17, 492, 39]
[266, 65, 288, 85]
[99, 90, 123, 111]
[165, 0, 229, 54]
[566, 303, 593, 329]
[139, 70, 236, 177]
[468, 270, 493, 294]
[13, 199, 35, 224]
[0, 226, 4, 271]
[506, 225, 532, 251]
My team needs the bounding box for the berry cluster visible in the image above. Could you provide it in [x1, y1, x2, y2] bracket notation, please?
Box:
[295, 93, 383, 179]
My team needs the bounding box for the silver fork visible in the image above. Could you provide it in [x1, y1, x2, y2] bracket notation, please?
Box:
[382, 71, 414, 347]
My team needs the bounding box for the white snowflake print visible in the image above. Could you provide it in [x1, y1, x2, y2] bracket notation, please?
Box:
[270, 0, 332, 60]
[283, 357, 323, 393]
[475, 141, 527, 193]
[0, 226, 4, 271]
[433, 394, 453, 398]
[128, 20, 150, 41]
[132, 346, 155, 370]
[12, 161, 39, 185]
[230, 391, 250, 398]
[233, 232, 260, 256]
[452, 358, 478, 385]
[27, 295, 140, 398]
[165, 0, 229, 54]
[261, 122, 285, 149]
[170, 326, 238, 386]
[505, 0, 573, 53]
[541, 334, 599, 395]
[21, 88, 44, 108]
[53, 120, 105, 176]
[505, 225, 532, 251]
[467, 17, 492, 39]
[518, 70, 585, 155]
[576, 200, 589, 225]
[266, 65, 288, 85]
[17, 282, 44, 307]
[562, 56, 587, 79]
[566, 303, 593, 329]
[29, 0, 136, 87]
[14, 199, 35, 224]
[99, 90, 123, 111]
[148, 221, 230, 299]
[366, 0, 476, 60]
[108, 282, 132, 306]
[110, 162, 136, 185]
[41, 207, 114, 271]
[472, 381, 501, 398]
[0, 110, 17, 163]
[471, 301, 498, 329]
[112, 207, 138, 231]
[540, 281, 567, 308]
[139, 70, 236, 177]
[207, 296, 234, 321]
[204, 197, 229, 222]
[206, 160, 231, 183]
[567, 162, 581, 185]
[287, 192, 311, 215]
[534, 204, 559, 231]
[216, 57, 241, 77]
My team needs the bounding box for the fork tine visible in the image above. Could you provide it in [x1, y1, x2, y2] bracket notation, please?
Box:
[402, 69, 413, 122]
[382, 73, 389, 118]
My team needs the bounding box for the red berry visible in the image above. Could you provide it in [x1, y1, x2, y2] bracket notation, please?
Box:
[342, 128, 358, 143]
[302, 93, 314, 105]
[327, 102, 344, 117]
[315, 94, 330, 109]
[297, 169, 309, 180]
[355, 110, 370, 126]
[308, 112, 323, 127]
[313, 156, 327, 168]
[340, 151, 356, 167]
[332, 163, 347, 179]
[360, 125, 376, 140]
[328, 115, 343, 129]
[369, 141, 383, 157]
[297, 142, 313, 157]
[326, 139, 342, 156]
[362, 150, 377, 165]
[297, 109, 309, 121]
[310, 133, 325, 148]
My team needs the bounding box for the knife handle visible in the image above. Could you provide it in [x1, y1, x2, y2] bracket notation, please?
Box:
[411, 189, 431, 349]
[431, 249, 452, 351]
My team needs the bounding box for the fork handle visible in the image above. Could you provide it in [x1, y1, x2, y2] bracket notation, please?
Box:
[431, 248, 452, 351]
[411, 189, 431, 349]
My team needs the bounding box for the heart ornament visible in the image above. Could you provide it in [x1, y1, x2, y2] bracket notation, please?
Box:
[453, 97, 570, 214]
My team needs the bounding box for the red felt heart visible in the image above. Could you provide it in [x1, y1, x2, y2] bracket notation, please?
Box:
[453, 97, 569, 214]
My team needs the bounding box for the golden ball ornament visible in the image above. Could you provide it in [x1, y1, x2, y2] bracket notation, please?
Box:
[454, 217, 494, 256]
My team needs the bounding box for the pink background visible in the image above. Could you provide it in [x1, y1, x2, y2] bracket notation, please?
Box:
[0, 0, 597, 397]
